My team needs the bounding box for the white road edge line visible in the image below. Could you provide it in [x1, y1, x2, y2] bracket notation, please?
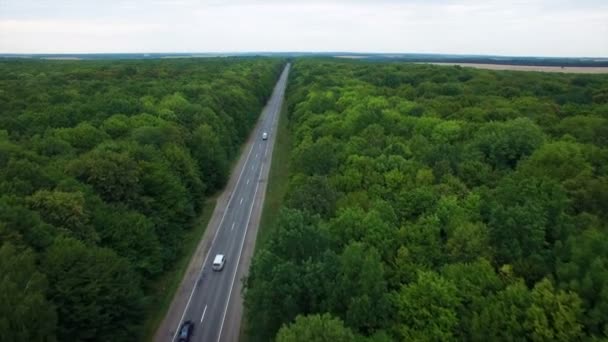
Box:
[171, 124, 258, 341]
[200, 305, 208, 323]
[217, 162, 264, 342]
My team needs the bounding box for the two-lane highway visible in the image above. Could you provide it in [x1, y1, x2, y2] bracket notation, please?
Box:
[157, 63, 290, 342]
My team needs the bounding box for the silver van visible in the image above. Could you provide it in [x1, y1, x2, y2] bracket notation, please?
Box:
[212, 254, 225, 271]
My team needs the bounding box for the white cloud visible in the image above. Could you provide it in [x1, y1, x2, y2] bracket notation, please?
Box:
[0, 0, 606, 56]
[0, 19, 161, 35]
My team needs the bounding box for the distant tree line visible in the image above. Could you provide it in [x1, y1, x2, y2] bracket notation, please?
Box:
[0, 58, 284, 341]
[244, 59, 608, 341]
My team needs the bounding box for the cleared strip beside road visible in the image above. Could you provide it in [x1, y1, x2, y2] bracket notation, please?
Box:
[154, 63, 290, 342]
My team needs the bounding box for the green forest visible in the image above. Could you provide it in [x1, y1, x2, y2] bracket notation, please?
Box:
[0, 58, 284, 341]
[244, 60, 608, 341]
[2, 56, 608, 342]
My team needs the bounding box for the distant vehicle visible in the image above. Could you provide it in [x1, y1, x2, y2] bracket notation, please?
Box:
[212, 254, 225, 271]
[178, 320, 194, 342]
[262, 132, 268, 140]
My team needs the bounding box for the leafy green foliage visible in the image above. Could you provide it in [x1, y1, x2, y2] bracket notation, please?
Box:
[276, 313, 357, 342]
[0, 243, 57, 342]
[43, 237, 144, 341]
[525, 279, 584, 342]
[396, 271, 460, 341]
[245, 60, 608, 341]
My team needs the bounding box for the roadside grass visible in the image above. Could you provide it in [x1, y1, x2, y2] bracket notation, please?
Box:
[140, 195, 217, 341]
[240, 100, 292, 341]
[255, 101, 292, 250]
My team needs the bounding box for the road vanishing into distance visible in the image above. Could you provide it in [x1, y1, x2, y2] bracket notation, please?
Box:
[155, 64, 290, 342]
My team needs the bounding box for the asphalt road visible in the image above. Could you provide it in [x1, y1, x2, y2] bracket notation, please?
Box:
[156, 63, 290, 342]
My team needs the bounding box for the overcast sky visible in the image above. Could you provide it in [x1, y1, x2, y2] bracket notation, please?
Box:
[1, 0, 607, 57]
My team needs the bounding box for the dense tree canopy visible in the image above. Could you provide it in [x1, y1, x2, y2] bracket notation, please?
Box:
[0, 57, 284, 340]
[276, 313, 356, 342]
[245, 60, 608, 341]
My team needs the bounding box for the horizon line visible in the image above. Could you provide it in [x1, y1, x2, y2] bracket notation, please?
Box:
[1, 51, 608, 60]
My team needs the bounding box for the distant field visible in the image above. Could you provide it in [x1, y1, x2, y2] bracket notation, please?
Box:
[429, 62, 608, 74]
[334, 55, 369, 59]
[41, 57, 82, 60]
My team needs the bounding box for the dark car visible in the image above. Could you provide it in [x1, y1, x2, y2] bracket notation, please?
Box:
[178, 320, 194, 342]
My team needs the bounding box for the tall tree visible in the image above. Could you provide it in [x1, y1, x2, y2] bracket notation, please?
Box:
[276, 314, 357, 342]
[396, 271, 460, 341]
[0, 243, 57, 342]
[43, 237, 144, 341]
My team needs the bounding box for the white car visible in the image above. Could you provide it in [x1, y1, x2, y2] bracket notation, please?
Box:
[212, 254, 225, 271]
[262, 132, 268, 140]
